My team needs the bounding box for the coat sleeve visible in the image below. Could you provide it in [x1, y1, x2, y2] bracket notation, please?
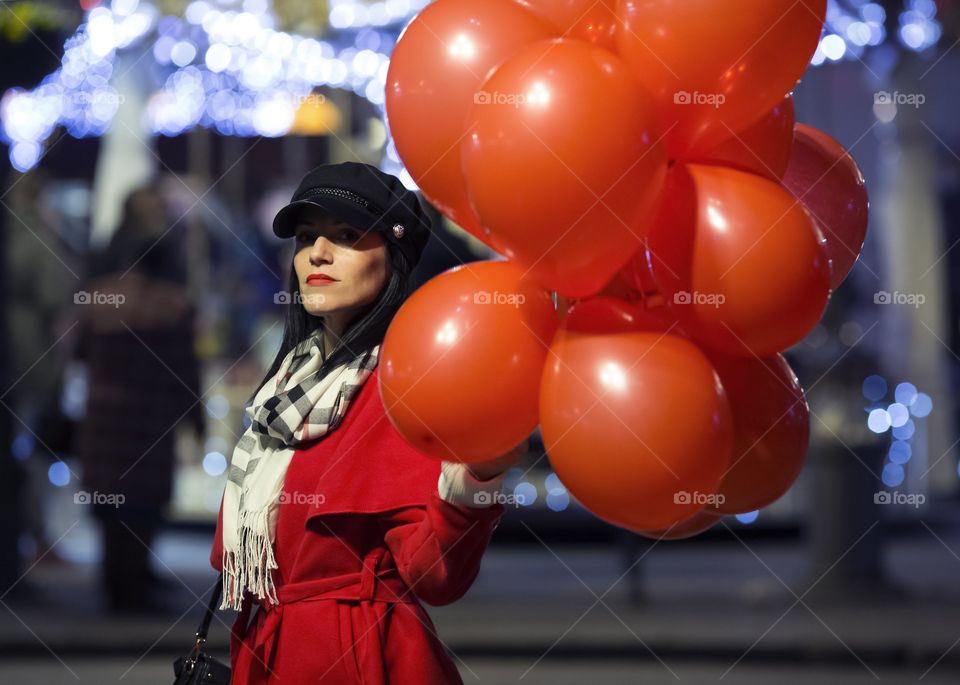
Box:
[379, 464, 508, 607]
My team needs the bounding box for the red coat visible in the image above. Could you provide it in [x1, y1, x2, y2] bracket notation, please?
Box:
[210, 365, 506, 684]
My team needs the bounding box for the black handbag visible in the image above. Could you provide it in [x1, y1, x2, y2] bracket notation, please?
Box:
[173, 574, 232, 684]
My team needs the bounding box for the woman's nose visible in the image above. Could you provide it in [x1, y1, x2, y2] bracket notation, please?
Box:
[309, 236, 334, 263]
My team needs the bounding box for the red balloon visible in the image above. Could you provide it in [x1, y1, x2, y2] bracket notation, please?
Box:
[514, 0, 619, 50]
[380, 260, 558, 462]
[616, 0, 826, 159]
[705, 352, 810, 514]
[541, 308, 733, 531]
[647, 163, 832, 357]
[386, 0, 553, 251]
[782, 124, 869, 288]
[636, 510, 723, 541]
[691, 95, 796, 181]
[462, 38, 667, 298]
[564, 298, 810, 516]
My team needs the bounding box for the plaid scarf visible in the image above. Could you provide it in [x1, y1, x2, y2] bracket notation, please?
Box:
[219, 330, 379, 611]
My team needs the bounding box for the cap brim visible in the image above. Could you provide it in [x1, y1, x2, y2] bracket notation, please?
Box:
[272, 198, 381, 238]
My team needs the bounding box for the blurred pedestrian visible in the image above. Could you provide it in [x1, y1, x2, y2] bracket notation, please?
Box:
[74, 184, 204, 613]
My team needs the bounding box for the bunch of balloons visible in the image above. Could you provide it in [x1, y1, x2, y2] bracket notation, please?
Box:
[380, 0, 870, 538]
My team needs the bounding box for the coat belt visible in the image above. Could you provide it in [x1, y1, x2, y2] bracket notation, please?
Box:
[231, 547, 418, 682]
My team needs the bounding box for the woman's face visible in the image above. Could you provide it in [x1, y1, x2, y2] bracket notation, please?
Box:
[292, 205, 389, 334]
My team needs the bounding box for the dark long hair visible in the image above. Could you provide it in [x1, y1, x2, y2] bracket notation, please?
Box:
[248, 239, 412, 404]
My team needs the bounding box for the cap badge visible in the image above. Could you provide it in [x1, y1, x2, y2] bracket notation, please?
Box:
[392, 223, 405, 239]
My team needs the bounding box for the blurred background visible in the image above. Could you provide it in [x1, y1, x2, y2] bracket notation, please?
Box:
[0, 0, 959, 682]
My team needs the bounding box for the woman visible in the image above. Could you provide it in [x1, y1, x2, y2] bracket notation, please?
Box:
[210, 162, 525, 683]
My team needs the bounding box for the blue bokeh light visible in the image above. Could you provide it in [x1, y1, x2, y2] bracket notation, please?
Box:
[862, 375, 887, 401]
[911, 393, 933, 418]
[867, 408, 892, 433]
[882, 462, 905, 487]
[11, 433, 34, 461]
[892, 419, 916, 441]
[513, 482, 537, 507]
[888, 440, 912, 464]
[894, 382, 918, 406]
[203, 451, 227, 476]
[48, 461, 71, 487]
[546, 490, 570, 512]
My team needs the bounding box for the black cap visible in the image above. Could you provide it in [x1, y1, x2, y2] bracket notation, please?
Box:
[273, 161, 433, 269]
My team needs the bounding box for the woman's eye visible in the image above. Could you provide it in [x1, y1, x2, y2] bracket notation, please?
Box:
[296, 229, 356, 244]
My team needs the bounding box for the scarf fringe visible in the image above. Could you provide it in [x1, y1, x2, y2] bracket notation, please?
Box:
[219, 507, 280, 611]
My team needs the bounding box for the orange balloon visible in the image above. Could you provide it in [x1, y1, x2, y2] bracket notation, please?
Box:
[647, 163, 832, 357]
[540, 308, 733, 531]
[704, 352, 810, 514]
[386, 0, 553, 251]
[380, 260, 558, 462]
[616, 0, 825, 159]
[691, 95, 796, 181]
[782, 124, 869, 289]
[635, 510, 723, 541]
[462, 38, 667, 298]
[514, 0, 619, 50]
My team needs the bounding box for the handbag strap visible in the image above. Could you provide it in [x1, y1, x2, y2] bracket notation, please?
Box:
[194, 574, 223, 649]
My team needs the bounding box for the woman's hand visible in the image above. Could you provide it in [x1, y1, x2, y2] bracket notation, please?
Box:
[466, 439, 528, 481]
